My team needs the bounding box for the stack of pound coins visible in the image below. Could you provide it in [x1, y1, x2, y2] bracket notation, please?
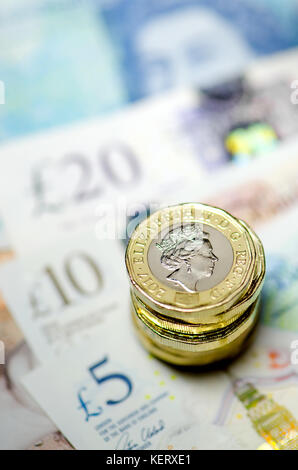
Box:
[125, 203, 266, 366]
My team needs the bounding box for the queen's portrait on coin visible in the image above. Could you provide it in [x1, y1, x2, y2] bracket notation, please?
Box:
[156, 224, 218, 293]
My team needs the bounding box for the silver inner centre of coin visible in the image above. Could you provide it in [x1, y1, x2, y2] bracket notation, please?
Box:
[147, 223, 234, 293]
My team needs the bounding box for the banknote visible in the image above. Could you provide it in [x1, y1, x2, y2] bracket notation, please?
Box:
[1, 1, 298, 141]
[22, 321, 241, 450]
[177, 49, 298, 168]
[21, 277, 298, 451]
[124, 137, 298, 248]
[2, 58, 298, 256]
[0, 229, 128, 450]
[98, 0, 298, 101]
[121, 53, 298, 241]
[0, 0, 127, 141]
[0, 89, 201, 254]
[0, 220, 56, 452]
[187, 139, 298, 230]
[21, 321, 298, 451]
[0, 341, 56, 450]
[0, 88, 196, 450]
[0, 231, 127, 362]
[215, 326, 298, 450]
[198, 205, 298, 449]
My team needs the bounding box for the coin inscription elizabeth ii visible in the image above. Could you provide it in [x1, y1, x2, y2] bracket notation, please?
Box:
[147, 223, 234, 293]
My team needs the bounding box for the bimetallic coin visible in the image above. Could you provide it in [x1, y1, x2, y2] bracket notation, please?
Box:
[126, 203, 257, 323]
[125, 202, 265, 366]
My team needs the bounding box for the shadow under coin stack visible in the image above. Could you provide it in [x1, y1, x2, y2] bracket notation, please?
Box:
[125, 203, 266, 366]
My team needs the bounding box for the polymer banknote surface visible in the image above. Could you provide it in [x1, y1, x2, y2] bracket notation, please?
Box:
[1, 0, 298, 141]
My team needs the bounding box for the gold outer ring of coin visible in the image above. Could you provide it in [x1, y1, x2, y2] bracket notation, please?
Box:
[126, 203, 265, 324]
[131, 296, 261, 366]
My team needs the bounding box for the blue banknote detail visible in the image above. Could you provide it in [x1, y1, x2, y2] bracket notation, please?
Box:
[261, 254, 298, 332]
[1, 0, 298, 141]
[0, 1, 127, 141]
[77, 357, 133, 422]
[78, 386, 103, 422]
[74, 354, 170, 449]
[99, 0, 298, 101]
